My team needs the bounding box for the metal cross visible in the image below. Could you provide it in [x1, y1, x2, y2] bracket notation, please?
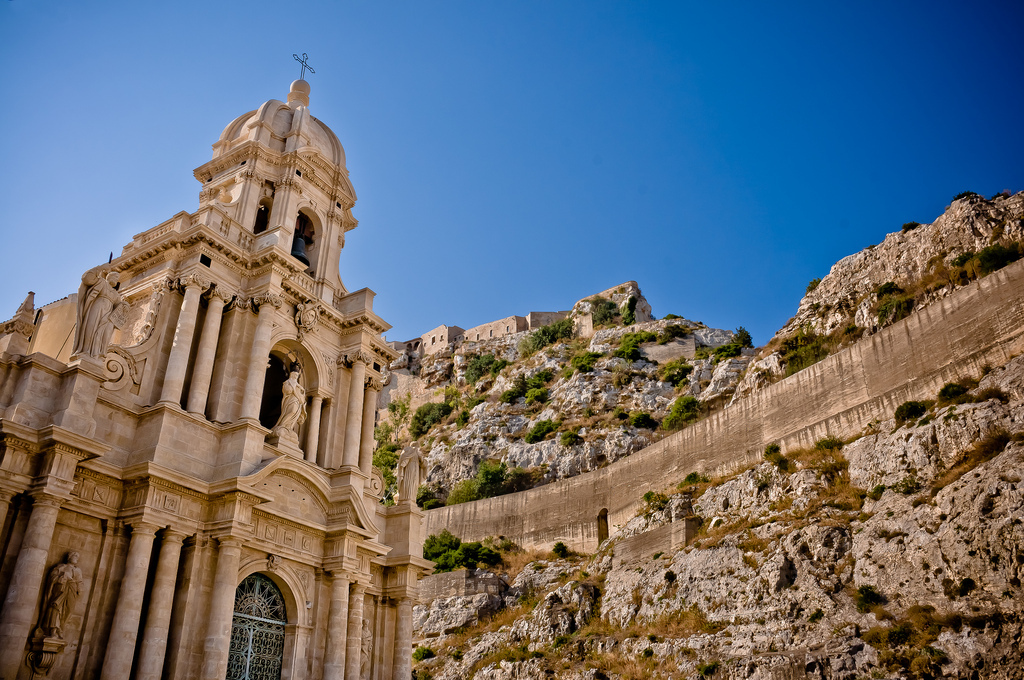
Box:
[293, 53, 315, 80]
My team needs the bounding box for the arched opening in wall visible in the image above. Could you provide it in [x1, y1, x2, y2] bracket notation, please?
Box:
[253, 197, 273, 234]
[597, 508, 609, 545]
[226, 573, 287, 679]
[259, 354, 289, 430]
[290, 211, 317, 273]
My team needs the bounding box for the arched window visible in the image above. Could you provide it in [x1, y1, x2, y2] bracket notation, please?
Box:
[259, 355, 289, 430]
[253, 198, 273, 235]
[226, 574, 287, 680]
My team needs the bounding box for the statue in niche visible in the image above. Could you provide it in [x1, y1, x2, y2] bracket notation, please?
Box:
[360, 618, 372, 678]
[72, 270, 126, 358]
[395, 445, 427, 503]
[39, 552, 83, 639]
[272, 366, 307, 441]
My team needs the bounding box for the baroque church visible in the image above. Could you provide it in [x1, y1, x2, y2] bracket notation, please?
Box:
[0, 79, 431, 679]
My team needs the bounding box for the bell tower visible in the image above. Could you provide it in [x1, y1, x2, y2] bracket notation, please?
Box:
[193, 78, 358, 303]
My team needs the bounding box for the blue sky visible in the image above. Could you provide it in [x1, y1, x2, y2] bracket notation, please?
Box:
[1, 1, 1022, 345]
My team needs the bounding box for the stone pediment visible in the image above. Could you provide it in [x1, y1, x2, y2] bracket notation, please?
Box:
[241, 459, 331, 527]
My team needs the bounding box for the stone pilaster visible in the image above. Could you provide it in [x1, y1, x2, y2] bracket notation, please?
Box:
[344, 583, 365, 680]
[186, 289, 228, 416]
[305, 395, 323, 464]
[99, 522, 159, 680]
[358, 378, 381, 474]
[342, 356, 367, 467]
[392, 597, 414, 680]
[199, 537, 242, 680]
[322, 573, 349, 680]
[160, 275, 208, 406]
[136, 529, 187, 680]
[0, 494, 63, 680]
[239, 295, 281, 421]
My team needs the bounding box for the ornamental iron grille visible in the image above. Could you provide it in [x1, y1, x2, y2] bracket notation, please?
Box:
[226, 574, 287, 680]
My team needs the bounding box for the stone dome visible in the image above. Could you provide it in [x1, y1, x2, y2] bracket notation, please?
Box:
[213, 80, 346, 167]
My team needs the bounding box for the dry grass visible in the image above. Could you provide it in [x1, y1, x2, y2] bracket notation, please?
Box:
[586, 650, 682, 679]
[498, 548, 551, 579]
[931, 428, 1020, 492]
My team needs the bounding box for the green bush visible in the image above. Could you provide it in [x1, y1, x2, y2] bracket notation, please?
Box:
[372, 443, 401, 502]
[465, 353, 497, 384]
[951, 251, 975, 267]
[477, 460, 509, 498]
[525, 419, 559, 443]
[412, 646, 435, 662]
[643, 490, 669, 512]
[952, 190, 979, 202]
[525, 388, 548, 405]
[570, 351, 604, 373]
[855, 585, 887, 612]
[894, 400, 927, 425]
[891, 476, 922, 495]
[560, 430, 583, 447]
[806, 278, 822, 294]
[552, 542, 570, 559]
[658, 358, 693, 386]
[446, 479, 480, 505]
[763, 443, 789, 472]
[877, 294, 914, 325]
[663, 313, 681, 320]
[937, 382, 969, 403]
[409, 402, 454, 438]
[867, 485, 886, 501]
[974, 242, 1021, 276]
[697, 661, 719, 678]
[657, 323, 688, 344]
[713, 343, 743, 360]
[902, 221, 921, 232]
[518, 318, 575, 356]
[779, 328, 831, 377]
[808, 608, 824, 623]
[614, 331, 657, 362]
[814, 436, 844, 451]
[734, 327, 753, 348]
[424, 529, 503, 573]
[876, 281, 903, 297]
[423, 529, 461, 561]
[629, 411, 658, 429]
[456, 410, 470, 427]
[663, 396, 701, 430]
[501, 370, 555, 403]
[683, 472, 710, 485]
[622, 296, 638, 325]
[590, 296, 619, 326]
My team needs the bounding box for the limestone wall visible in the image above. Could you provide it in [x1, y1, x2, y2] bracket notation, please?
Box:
[426, 259, 1024, 551]
[463, 315, 528, 343]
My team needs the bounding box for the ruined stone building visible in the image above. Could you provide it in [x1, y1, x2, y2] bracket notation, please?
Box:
[0, 80, 431, 679]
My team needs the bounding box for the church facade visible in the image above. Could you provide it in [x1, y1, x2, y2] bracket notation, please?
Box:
[0, 80, 431, 680]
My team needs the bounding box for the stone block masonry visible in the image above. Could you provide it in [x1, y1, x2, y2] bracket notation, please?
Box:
[426, 258, 1024, 552]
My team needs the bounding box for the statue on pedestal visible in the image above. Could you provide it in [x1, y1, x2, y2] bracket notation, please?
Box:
[395, 445, 427, 503]
[72, 270, 126, 358]
[40, 552, 82, 639]
[272, 367, 307, 441]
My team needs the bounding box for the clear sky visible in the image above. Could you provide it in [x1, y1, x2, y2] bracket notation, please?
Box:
[1, 1, 1021, 345]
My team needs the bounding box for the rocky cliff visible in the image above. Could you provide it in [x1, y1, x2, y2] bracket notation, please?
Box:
[410, 352, 1024, 680]
[733, 191, 1024, 401]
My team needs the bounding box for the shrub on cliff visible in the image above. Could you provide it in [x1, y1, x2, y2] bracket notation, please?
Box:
[464, 353, 508, 384]
[779, 328, 831, 376]
[658, 358, 693, 387]
[806, 278, 822, 294]
[614, 331, 657, 362]
[571, 351, 604, 373]
[518, 318, 575, 356]
[525, 387, 548, 405]
[590, 296, 619, 326]
[409, 401, 454, 438]
[663, 396, 701, 430]
[629, 411, 658, 429]
[894, 400, 928, 425]
[657, 323, 689, 344]
[622, 296, 638, 326]
[734, 326, 753, 348]
[501, 369, 554, 403]
[423, 529, 501, 572]
[525, 419, 559, 443]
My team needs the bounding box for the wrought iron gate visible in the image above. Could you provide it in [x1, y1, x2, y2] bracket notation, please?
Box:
[226, 574, 287, 680]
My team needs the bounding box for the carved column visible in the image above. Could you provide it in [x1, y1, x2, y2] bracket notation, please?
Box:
[305, 395, 324, 464]
[99, 522, 159, 680]
[0, 494, 63, 680]
[359, 378, 381, 474]
[322, 573, 350, 680]
[239, 295, 281, 422]
[186, 289, 228, 416]
[160, 275, 209, 406]
[344, 582, 366, 680]
[199, 537, 243, 680]
[392, 597, 414, 680]
[136, 529, 187, 680]
[342, 356, 367, 467]
[0, 489, 14, 541]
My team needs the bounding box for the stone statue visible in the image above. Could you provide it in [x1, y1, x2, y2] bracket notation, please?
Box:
[395, 445, 427, 503]
[72, 270, 124, 358]
[40, 552, 82, 639]
[360, 618, 372, 678]
[272, 367, 307, 440]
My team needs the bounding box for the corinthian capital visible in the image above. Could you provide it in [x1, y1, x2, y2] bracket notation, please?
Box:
[365, 377, 383, 392]
[253, 293, 283, 311]
[179, 273, 212, 292]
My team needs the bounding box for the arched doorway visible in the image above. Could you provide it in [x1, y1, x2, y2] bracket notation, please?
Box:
[597, 508, 609, 545]
[226, 573, 287, 680]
